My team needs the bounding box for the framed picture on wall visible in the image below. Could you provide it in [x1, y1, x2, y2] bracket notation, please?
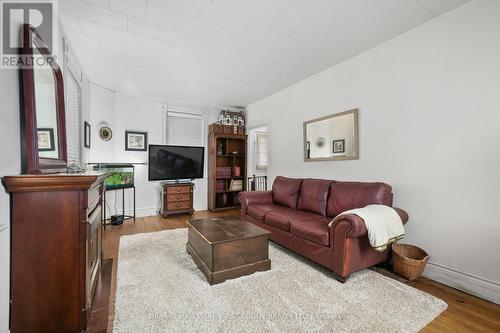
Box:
[125, 131, 148, 151]
[84, 121, 91, 148]
[332, 139, 345, 153]
[37, 128, 55, 151]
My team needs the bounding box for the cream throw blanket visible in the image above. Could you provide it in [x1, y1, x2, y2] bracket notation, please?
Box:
[329, 204, 405, 252]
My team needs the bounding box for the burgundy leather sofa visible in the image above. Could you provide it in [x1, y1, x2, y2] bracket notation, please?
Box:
[239, 176, 409, 282]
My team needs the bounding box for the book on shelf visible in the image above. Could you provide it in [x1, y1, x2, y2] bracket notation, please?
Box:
[229, 179, 243, 192]
[216, 180, 224, 192]
[216, 166, 231, 178]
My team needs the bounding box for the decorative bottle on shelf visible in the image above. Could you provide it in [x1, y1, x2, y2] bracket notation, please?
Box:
[217, 143, 223, 155]
[232, 164, 241, 177]
[224, 112, 232, 125]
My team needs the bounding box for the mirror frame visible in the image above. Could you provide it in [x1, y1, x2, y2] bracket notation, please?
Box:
[303, 108, 359, 162]
[20, 24, 67, 174]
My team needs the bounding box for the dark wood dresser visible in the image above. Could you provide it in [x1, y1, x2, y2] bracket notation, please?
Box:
[161, 182, 194, 217]
[2, 172, 109, 333]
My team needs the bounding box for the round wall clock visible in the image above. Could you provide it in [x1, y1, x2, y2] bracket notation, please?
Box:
[316, 137, 325, 148]
[99, 126, 113, 141]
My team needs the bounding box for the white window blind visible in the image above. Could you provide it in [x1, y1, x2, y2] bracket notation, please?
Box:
[166, 111, 203, 146]
[65, 68, 82, 164]
[255, 133, 268, 171]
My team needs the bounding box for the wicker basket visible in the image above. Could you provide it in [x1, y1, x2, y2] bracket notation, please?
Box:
[391, 243, 429, 281]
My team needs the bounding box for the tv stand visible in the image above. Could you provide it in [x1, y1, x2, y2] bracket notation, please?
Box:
[161, 182, 194, 217]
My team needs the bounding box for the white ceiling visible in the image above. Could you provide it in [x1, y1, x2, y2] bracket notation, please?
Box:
[61, 0, 469, 106]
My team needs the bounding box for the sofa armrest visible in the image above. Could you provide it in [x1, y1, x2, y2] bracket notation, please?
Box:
[238, 191, 273, 219]
[239, 191, 273, 206]
[329, 215, 367, 278]
[329, 206, 410, 279]
[329, 214, 367, 238]
[330, 206, 409, 238]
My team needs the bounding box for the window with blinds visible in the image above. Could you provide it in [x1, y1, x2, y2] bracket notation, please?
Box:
[166, 111, 203, 146]
[255, 133, 268, 172]
[65, 68, 82, 164]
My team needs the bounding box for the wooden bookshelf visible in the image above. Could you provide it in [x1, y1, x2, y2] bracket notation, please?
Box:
[208, 132, 247, 210]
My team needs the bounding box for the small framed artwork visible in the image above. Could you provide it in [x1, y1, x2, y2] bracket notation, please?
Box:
[125, 131, 148, 151]
[37, 128, 55, 151]
[84, 121, 91, 148]
[333, 139, 345, 153]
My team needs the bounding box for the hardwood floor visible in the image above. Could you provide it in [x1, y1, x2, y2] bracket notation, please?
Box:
[102, 210, 500, 332]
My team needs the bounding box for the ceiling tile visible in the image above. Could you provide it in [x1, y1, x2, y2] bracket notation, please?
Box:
[127, 16, 159, 38]
[93, 8, 127, 30]
[100, 39, 127, 55]
[112, 30, 143, 47]
[109, 0, 148, 18]
[62, 0, 471, 106]
[61, 16, 81, 32]
[128, 46, 153, 60]
[78, 19, 114, 39]
[67, 31, 101, 48]
[61, 0, 94, 21]
[142, 38, 170, 53]
[146, 0, 181, 28]
[81, 0, 110, 9]
[157, 26, 188, 45]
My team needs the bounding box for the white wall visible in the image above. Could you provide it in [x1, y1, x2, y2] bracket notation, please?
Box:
[246, 0, 500, 304]
[114, 94, 164, 216]
[87, 84, 116, 163]
[87, 90, 221, 216]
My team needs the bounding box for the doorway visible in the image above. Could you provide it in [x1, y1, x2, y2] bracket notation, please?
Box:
[248, 125, 269, 190]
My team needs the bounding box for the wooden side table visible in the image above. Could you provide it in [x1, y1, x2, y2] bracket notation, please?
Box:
[161, 182, 194, 217]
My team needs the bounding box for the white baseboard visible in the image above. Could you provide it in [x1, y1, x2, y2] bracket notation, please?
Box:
[423, 261, 500, 305]
[109, 205, 210, 219]
[106, 206, 161, 219]
[126, 206, 161, 218]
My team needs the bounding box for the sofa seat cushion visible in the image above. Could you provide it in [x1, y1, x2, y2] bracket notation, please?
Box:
[247, 204, 276, 221]
[290, 218, 330, 246]
[263, 206, 325, 232]
[263, 205, 299, 231]
[265, 211, 291, 231]
[297, 179, 334, 216]
[272, 176, 303, 209]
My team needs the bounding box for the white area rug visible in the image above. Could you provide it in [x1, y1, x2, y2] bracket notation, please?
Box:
[113, 229, 447, 333]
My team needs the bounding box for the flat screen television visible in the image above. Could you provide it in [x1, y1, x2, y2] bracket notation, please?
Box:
[148, 145, 204, 181]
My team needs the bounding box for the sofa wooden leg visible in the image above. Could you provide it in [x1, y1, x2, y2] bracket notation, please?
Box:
[333, 273, 350, 283]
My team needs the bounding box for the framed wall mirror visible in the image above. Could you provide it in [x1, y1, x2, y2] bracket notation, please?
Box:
[20, 24, 67, 173]
[303, 109, 359, 161]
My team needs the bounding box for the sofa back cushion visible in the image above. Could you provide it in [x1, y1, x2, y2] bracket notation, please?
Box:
[297, 179, 334, 216]
[272, 176, 303, 209]
[327, 181, 393, 217]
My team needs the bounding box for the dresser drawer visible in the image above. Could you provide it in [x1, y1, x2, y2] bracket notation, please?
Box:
[166, 186, 191, 195]
[167, 201, 191, 210]
[87, 184, 102, 214]
[167, 193, 190, 203]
